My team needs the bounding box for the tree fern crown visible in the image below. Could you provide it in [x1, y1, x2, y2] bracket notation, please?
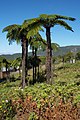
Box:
[39, 14, 75, 31]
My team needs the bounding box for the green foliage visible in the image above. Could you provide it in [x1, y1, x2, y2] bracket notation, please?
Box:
[17, 89, 25, 102]
[63, 51, 74, 62]
[0, 99, 16, 119]
[0, 62, 80, 119]
[11, 57, 21, 70]
[27, 14, 75, 32]
[30, 57, 41, 67]
[76, 51, 80, 60]
[29, 112, 38, 120]
[39, 56, 46, 65]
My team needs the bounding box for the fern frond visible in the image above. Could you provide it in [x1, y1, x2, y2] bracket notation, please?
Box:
[54, 20, 74, 32]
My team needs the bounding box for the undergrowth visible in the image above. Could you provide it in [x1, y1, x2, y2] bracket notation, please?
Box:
[0, 62, 80, 119]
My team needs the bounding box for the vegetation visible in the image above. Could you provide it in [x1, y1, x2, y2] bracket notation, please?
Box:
[1, 13, 80, 119]
[2, 24, 29, 88]
[0, 62, 80, 119]
[24, 14, 75, 83]
[2, 19, 43, 88]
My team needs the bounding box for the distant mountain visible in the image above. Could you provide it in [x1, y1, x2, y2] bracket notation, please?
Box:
[0, 53, 22, 61]
[38, 45, 80, 56]
[53, 45, 80, 56]
[0, 45, 80, 60]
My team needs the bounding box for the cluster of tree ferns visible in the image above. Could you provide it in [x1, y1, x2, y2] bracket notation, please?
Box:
[2, 14, 76, 88]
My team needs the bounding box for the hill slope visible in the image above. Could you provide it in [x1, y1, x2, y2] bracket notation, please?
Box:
[38, 45, 80, 56]
[0, 45, 80, 60]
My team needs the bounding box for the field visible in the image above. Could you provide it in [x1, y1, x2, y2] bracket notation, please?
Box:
[0, 62, 80, 120]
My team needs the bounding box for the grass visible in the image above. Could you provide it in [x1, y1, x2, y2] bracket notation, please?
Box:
[0, 61, 80, 119]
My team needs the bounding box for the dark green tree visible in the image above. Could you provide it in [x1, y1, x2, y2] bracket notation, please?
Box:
[65, 51, 74, 62]
[2, 24, 29, 88]
[2, 20, 42, 88]
[24, 14, 75, 84]
[2, 58, 10, 73]
[76, 52, 80, 60]
[11, 57, 22, 76]
[29, 33, 44, 83]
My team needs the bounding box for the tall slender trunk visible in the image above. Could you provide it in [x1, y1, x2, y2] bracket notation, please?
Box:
[19, 66, 21, 76]
[34, 48, 37, 82]
[6, 63, 8, 73]
[22, 39, 27, 88]
[26, 40, 28, 77]
[46, 27, 52, 84]
[6, 63, 9, 81]
[32, 46, 35, 84]
[37, 65, 39, 79]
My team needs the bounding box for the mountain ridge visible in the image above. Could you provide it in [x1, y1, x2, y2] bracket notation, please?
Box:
[0, 45, 80, 60]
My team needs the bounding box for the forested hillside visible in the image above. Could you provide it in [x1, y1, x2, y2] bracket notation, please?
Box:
[0, 45, 80, 60]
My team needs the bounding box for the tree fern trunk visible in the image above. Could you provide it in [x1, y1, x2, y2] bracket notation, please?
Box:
[25, 40, 28, 84]
[37, 65, 39, 79]
[34, 48, 37, 82]
[46, 27, 52, 84]
[26, 40, 28, 82]
[32, 46, 35, 84]
[22, 39, 27, 88]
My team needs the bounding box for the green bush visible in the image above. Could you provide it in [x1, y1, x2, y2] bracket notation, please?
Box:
[0, 99, 16, 119]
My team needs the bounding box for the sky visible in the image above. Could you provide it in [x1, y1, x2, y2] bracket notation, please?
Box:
[0, 0, 80, 54]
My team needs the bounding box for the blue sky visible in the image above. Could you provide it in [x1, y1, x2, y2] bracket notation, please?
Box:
[0, 0, 80, 54]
